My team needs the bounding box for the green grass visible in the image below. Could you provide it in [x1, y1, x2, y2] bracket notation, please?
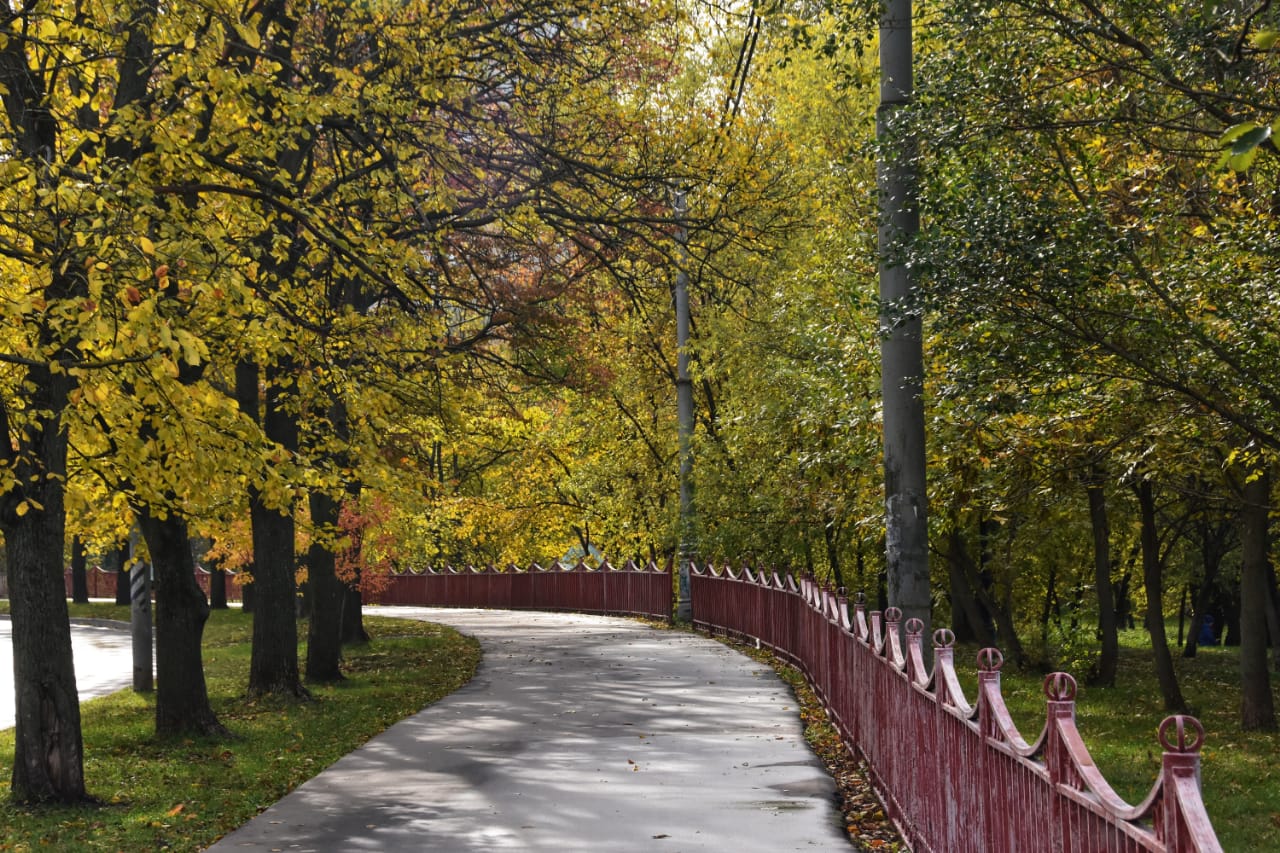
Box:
[0, 605, 480, 851]
[947, 627, 1280, 852]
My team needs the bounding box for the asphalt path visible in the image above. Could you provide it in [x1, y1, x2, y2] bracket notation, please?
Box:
[0, 617, 135, 731]
[209, 607, 850, 852]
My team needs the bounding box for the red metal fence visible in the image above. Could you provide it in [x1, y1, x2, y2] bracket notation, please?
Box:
[63, 566, 242, 602]
[690, 564, 1221, 853]
[368, 560, 673, 621]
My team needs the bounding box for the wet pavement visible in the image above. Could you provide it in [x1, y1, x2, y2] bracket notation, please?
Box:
[0, 617, 135, 730]
[208, 607, 850, 852]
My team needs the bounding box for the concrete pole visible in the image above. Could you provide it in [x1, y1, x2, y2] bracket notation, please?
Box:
[674, 189, 695, 622]
[878, 0, 931, 641]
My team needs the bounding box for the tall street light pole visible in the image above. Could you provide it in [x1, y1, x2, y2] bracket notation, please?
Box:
[674, 189, 695, 622]
[877, 0, 930, 638]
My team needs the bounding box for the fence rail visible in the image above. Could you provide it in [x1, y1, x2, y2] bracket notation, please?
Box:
[689, 564, 1221, 853]
[57, 556, 1216, 850]
[368, 559, 673, 621]
[62, 567, 242, 602]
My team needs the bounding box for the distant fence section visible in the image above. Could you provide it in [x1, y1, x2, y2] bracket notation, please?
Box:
[62, 566, 242, 602]
[690, 564, 1221, 853]
[369, 560, 672, 621]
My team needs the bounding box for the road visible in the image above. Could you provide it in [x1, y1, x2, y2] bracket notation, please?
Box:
[0, 617, 135, 730]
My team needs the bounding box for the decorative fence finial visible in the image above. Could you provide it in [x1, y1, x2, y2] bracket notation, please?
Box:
[1043, 672, 1078, 702]
[933, 628, 955, 649]
[1158, 715, 1206, 754]
[977, 647, 1004, 672]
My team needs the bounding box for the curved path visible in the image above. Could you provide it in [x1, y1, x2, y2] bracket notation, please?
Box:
[209, 608, 849, 852]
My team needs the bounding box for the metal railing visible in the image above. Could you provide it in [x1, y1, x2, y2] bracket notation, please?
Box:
[690, 564, 1221, 853]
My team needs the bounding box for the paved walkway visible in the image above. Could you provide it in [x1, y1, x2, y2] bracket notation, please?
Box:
[209, 608, 849, 852]
[0, 617, 135, 730]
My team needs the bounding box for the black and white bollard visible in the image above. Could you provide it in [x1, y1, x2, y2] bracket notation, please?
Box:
[130, 561, 153, 693]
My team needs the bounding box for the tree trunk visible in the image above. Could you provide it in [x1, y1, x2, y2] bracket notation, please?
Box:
[70, 535, 89, 605]
[208, 556, 228, 610]
[341, 578, 369, 645]
[2, 373, 87, 803]
[238, 359, 307, 699]
[944, 524, 996, 647]
[1239, 467, 1276, 730]
[1136, 479, 1188, 713]
[136, 507, 228, 737]
[878, 0, 930, 641]
[1041, 562, 1058, 651]
[822, 512, 846, 591]
[306, 490, 345, 683]
[1086, 481, 1118, 687]
[1265, 562, 1280, 674]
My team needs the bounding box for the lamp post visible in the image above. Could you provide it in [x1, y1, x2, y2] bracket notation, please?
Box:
[674, 189, 695, 622]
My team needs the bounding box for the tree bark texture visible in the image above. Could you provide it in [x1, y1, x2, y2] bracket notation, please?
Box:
[1239, 467, 1276, 730]
[1137, 479, 1188, 713]
[136, 508, 228, 737]
[306, 490, 345, 683]
[1086, 482, 1118, 687]
[1, 371, 87, 803]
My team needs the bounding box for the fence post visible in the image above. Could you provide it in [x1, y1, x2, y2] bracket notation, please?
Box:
[1043, 672, 1078, 853]
[1157, 716, 1220, 853]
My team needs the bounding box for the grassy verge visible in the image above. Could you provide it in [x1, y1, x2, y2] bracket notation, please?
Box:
[0, 604, 480, 851]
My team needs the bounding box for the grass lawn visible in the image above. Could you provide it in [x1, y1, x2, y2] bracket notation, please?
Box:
[948, 627, 1280, 852]
[0, 602, 479, 851]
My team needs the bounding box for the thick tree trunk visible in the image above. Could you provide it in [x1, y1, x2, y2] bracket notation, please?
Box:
[69, 535, 88, 601]
[1137, 480, 1188, 713]
[6, 517, 86, 802]
[248, 496, 305, 697]
[306, 490, 345, 683]
[136, 508, 228, 737]
[2, 373, 87, 803]
[1239, 468, 1276, 730]
[1086, 482, 1118, 687]
[238, 359, 307, 699]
